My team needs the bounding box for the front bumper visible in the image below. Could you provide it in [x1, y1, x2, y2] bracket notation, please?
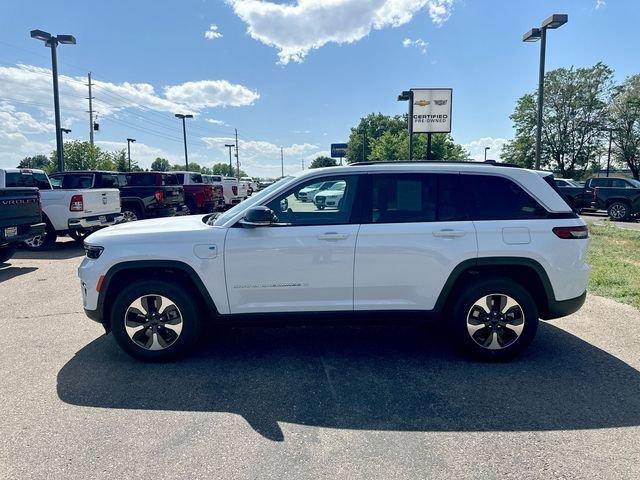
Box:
[68, 213, 125, 231]
[0, 222, 45, 245]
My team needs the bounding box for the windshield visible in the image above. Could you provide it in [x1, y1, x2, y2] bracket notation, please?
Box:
[212, 176, 295, 226]
[628, 178, 640, 188]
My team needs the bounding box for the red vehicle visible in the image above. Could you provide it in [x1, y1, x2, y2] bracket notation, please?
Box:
[173, 171, 224, 214]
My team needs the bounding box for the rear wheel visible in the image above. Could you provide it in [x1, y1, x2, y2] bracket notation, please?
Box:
[68, 230, 91, 243]
[23, 223, 56, 251]
[110, 280, 202, 361]
[0, 245, 16, 264]
[608, 202, 630, 221]
[122, 206, 142, 222]
[451, 277, 539, 361]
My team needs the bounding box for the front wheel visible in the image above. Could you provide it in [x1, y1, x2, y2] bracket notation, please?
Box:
[0, 245, 17, 264]
[110, 280, 202, 361]
[451, 278, 539, 361]
[608, 202, 630, 221]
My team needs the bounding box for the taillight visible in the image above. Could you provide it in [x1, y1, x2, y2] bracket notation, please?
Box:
[232, 185, 238, 195]
[69, 194, 84, 212]
[553, 225, 589, 239]
[154, 190, 164, 203]
[36, 191, 42, 214]
[593, 187, 599, 201]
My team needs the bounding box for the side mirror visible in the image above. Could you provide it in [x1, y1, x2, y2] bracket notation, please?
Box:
[240, 206, 277, 228]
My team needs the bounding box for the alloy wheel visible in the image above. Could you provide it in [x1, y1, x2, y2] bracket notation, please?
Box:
[122, 210, 138, 222]
[610, 204, 627, 220]
[466, 293, 525, 350]
[124, 294, 183, 351]
[24, 233, 45, 248]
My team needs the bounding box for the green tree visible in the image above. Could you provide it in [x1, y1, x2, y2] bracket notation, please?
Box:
[503, 63, 614, 177]
[171, 162, 202, 172]
[50, 141, 115, 172]
[609, 74, 640, 179]
[347, 112, 467, 163]
[150, 157, 171, 171]
[209, 162, 247, 177]
[309, 156, 337, 168]
[18, 154, 52, 171]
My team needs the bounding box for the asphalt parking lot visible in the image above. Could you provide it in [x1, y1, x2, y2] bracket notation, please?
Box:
[2, 241, 640, 479]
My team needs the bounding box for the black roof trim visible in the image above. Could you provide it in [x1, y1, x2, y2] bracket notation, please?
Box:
[348, 160, 523, 168]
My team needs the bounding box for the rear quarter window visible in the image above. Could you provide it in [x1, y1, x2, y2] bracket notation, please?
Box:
[463, 174, 547, 220]
[62, 174, 94, 189]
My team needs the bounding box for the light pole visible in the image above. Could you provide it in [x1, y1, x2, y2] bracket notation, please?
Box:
[126, 138, 136, 172]
[175, 113, 193, 170]
[224, 143, 235, 176]
[30, 29, 76, 173]
[397, 90, 414, 161]
[523, 14, 568, 170]
[484, 146, 490, 161]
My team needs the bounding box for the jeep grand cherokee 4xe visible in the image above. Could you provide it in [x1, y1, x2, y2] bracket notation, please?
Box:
[78, 162, 589, 361]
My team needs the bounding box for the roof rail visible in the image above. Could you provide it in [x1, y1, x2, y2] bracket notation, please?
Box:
[348, 160, 523, 168]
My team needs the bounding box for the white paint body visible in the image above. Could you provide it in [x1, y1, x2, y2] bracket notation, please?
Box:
[79, 163, 590, 316]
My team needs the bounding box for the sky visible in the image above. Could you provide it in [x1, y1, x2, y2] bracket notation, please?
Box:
[0, 0, 638, 178]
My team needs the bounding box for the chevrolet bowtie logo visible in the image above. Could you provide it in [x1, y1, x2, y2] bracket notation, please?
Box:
[414, 100, 430, 107]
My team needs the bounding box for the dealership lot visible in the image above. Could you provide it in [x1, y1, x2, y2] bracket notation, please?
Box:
[1, 241, 640, 479]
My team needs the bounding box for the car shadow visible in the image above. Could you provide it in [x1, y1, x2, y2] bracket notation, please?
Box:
[0, 264, 38, 283]
[15, 240, 84, 260]
[57, 321, 640, 441]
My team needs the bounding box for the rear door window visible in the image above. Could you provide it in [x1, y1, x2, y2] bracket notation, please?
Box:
[62, 174, 94, 189]
[366, 173, 467, 224]
[126, 174, 156, 186]
[162, 174, 178, 186]
[190, 173, 203, 183]
[589, 178, 609, 188]
[101, 174, 121, 188]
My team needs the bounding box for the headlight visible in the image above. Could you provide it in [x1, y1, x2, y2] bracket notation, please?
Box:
[84, 244, 104, 259]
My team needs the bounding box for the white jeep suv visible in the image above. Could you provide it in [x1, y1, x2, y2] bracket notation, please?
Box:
[79, 162, 589, 361]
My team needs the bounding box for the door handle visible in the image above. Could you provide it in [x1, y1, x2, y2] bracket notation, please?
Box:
[433, 229, 466, 238]
[317, 232, 349, 241]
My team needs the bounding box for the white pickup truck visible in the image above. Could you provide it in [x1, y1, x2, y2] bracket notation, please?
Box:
[0, 168, 123, 249]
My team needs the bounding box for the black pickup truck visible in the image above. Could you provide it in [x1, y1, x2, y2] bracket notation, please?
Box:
[50, 171, 186, 222]
[0, 184, 45, 263]
[557, 177, 640, 220]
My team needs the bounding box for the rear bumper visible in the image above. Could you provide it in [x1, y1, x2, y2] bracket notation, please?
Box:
[0, 222, 45, 245]
[543, 290, 587, 320]
[68, 213, 124, 231]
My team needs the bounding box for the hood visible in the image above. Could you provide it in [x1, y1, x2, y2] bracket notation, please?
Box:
[85, 214, 217, 246]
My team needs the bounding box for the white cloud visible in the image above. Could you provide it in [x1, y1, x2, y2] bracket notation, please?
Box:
[402, 37, 428, 54]
[204, 24, 223, 40]
[0, 102, 53, 134]
[595, 0, 606, 9]
[0, 64, 259, 119]
[201, 136, 324, 177]
[205, 118, 229, 126]
[227, 0, 455, 64]
[95, 140, 194, 169]
[164, 80, 259, 109]
[463, 137, 509, 162]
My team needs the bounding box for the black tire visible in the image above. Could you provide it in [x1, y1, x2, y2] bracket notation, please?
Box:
[68, 230, 90, 243]
[110, 280, 203, 361]
[0, 245, 16, 264]
[451, 277, 539, 361]
[608, 201, 630, 221]
[121, 205, 143, 222]
[22, 222, 57, 251]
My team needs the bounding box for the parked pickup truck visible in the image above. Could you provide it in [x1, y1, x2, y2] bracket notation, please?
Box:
[51, 170, 187, 222]
[204, 175, 241, 209]
[0, 174, 45, 263]
[557, 176, 640, 220]
[3, 168, 124, 249]
[173, 171, 224, 214]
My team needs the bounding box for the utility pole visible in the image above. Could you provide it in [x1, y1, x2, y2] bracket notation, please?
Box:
[224, 143, 235, 176]
[87, 72, 94, 147]
[235, 128, 240, 178]
[302, 158, 304, 170]
[126, 138, 136, 172]
[175, 113, 193, 170]
[281, 147, 284, 178]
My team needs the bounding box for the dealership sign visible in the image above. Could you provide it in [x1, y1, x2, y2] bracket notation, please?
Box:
[330, 143, 348, 158]
[411, 88, 452, 133]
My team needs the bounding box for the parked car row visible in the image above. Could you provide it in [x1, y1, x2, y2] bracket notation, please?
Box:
[0, 168, 252, 255]
[555, 176, 640, 221]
